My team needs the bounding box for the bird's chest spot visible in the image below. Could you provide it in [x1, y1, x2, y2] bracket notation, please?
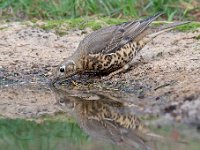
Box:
[83, 42, 136, 71]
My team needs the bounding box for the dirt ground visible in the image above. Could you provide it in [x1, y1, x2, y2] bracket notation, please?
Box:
[0, 21, 200, 125]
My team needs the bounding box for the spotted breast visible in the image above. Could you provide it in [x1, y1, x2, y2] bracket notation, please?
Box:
[81, 40, 143, 74]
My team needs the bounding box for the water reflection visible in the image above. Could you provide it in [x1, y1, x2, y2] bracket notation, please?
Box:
[51, 85, 162, 150]
[1, 83, 199, 150]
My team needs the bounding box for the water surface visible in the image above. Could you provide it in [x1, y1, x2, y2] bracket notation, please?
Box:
[0, 83, 199, 150]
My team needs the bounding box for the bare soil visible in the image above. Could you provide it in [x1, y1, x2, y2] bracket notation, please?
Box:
[0, 22, 200, 125]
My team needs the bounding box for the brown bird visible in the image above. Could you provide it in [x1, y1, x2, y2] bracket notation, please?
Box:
[52, 13, 190, 83]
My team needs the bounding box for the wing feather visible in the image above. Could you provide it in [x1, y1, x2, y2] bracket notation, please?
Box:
[76, 13, 162, 55]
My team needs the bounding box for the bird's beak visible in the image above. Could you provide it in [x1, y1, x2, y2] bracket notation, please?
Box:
[50, 76, 69, 85]
[49, 68, 65, 85]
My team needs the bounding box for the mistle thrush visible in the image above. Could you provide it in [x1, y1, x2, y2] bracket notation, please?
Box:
[52, 13, 190, 83]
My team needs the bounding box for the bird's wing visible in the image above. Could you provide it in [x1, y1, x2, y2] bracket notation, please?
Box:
[76, 13, 162, 55]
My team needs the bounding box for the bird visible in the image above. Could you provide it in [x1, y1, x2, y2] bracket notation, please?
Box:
[52, 13, 190, 84]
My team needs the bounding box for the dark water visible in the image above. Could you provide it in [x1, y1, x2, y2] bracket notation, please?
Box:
[0, 83, 200, 150]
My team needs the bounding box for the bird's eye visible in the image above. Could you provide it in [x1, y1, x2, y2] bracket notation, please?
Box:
[59, 66, 65, 73]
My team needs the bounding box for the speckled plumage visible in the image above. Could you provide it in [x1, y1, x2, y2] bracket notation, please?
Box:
[52, 13, 190, 83]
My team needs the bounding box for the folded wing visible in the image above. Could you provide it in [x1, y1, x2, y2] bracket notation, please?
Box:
[77, 13, 162, 55]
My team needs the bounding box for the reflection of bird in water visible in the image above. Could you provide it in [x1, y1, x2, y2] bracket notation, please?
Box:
[51, 85, 163, 150]
[75, 100, 156, 150]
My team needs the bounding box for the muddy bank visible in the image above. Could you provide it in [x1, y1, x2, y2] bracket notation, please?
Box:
[0, 84, 59, 118]
[0, 22, 200, 125]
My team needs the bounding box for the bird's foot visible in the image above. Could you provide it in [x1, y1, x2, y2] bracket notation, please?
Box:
[71, 80, 81, 87]
[138, 55, 148, 64]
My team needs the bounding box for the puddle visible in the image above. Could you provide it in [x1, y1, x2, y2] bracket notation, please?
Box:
[0, 83, 200, 150]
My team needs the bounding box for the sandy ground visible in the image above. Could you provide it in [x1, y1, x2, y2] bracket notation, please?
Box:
[0, 22, 200, 125]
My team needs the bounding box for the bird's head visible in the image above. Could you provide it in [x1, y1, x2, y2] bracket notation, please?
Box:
[51, 60, 77, 84]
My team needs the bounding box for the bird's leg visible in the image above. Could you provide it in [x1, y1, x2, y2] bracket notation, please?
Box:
[71, 80, 81, 86]
[105, 64, 131, 79]
[139, 55, 147, 63]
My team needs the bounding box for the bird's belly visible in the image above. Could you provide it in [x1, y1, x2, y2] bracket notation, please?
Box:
[83, 41, 137, 73]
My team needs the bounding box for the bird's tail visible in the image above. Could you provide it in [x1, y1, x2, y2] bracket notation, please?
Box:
[145, 131, 188, 146]
[146, 21, 191, 39]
